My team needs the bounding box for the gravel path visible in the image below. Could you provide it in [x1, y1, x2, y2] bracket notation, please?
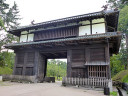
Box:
[0, 81, 105, 96]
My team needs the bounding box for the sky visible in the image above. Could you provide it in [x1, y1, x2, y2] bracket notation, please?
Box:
[6, 0, 107, 62]
[7, 0, 107, 26]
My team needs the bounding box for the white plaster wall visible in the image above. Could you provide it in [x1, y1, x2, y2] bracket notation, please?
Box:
[92, 23, 105, 34]
[79, 25, 91, 36]
[79, 20, 90, 25]
[92, 18, 104, 24]
[21, 31, 28, 34]
[27, 34, 34, 41]
[0, 76, 2, 81]
[20, 35, 27, 42]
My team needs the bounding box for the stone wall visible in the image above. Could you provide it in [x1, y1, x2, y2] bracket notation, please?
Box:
[2, 75, 37, 83]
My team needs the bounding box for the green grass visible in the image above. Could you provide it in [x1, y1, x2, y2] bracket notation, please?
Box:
[112, 70, 128, 83]
[0, 67, 13, 75]
[110, 91, 117, 96]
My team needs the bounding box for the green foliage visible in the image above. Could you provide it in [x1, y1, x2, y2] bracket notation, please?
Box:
[112, 70, 128, 82]
[0, 53, 5, 67]
[118, 5, 128, 70]
[0, 52, 15, 69]
[110, 91, 118, 96]
[110, 54, 124, 77]
[122, 74, 128, 83]
[0, 0, 20, 52]
[107, 1, 128, 71]
[0, 0, 20, 30]
[119, 45, 128, 69]
[107, 0, 128, 9]
[46, 59, 67, 79]
[118, 5, 128, 33]
[0, 16, 6, 31]
[1, 52, 15, 69]
[0, 67, 13, 75]
[107, 0, 121, 9]
[0, 52, 14, 75]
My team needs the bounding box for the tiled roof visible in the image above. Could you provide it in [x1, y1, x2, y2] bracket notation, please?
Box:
[5, 32, 122, 48]
[8, 10, 119, 33]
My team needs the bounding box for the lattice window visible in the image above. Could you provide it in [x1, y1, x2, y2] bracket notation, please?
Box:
[27, 52, 35, 64]
[88, 66, 107, 78]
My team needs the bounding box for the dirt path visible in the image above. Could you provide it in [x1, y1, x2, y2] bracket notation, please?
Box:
[0, 81, 105, 96]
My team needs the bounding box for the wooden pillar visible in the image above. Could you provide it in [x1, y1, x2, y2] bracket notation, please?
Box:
[67, 49, 72, 77]
[34, 50, 45, 82]
[34, 50, 39, 77]
[106, 38, 111, 79]
[44, 58, 47, 77]
[13, 53, 17, 75]
[22, 52, 26, 75]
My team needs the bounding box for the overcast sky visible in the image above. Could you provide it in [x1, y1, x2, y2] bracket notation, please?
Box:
[7, 0, 107, 26]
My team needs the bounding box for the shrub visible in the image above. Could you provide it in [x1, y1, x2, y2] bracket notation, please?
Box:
[0, 54, 5, 67]
[112, 70, 128, 82]
[122, 74, 128, 83]
[110, 91, 117, 96]
[0, 67, 13, 75]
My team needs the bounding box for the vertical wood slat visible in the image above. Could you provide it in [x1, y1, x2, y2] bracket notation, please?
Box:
[63, 77, 111, 88]
[34, 27, 78, 41]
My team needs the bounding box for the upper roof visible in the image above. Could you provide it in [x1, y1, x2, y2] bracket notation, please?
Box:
[8, 10, 119, 36]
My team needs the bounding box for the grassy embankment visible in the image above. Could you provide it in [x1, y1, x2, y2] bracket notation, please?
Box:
[112, 70, 128, 83]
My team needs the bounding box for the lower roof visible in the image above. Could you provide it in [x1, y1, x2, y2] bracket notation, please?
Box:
[5, 32, 122, 49]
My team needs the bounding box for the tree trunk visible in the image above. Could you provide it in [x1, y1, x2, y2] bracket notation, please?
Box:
[126, 33, 128, 70]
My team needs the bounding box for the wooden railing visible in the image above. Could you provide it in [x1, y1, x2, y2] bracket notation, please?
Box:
[62, 77, 112, 88]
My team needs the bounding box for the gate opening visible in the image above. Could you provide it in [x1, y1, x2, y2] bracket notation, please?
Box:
[41, 51, 67, 82]
[46, 59, 67, 81]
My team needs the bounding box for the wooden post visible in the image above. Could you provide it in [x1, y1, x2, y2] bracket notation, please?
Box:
[34, 50, 45, 82]
[22, 52, 27, 75]
[13, 52, 17, 75]
[107, 38, 111, 79]
[67, 49, 72, 77]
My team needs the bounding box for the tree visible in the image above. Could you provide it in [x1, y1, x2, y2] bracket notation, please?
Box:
[0, 0, 20, 30]
[1, 52, 15, 69]
[46, 59, 67, 80]
[0, 0, 20, 52]
[0, 53, 5, 67]
[0, 16, 5, 31]
[118, 5, 128, 69]
[107, 0, 128, 9]
[110, 54, 124, 77]
[104, 0, 128, 69]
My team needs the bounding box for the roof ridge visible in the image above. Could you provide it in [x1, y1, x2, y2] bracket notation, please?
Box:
[9, 10, 119, 32]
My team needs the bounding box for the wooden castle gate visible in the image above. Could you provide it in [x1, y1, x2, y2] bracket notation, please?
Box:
[5, 10, 121, 87]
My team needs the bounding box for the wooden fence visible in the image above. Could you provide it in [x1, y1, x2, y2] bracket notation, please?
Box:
[62, 77, 111, 88]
